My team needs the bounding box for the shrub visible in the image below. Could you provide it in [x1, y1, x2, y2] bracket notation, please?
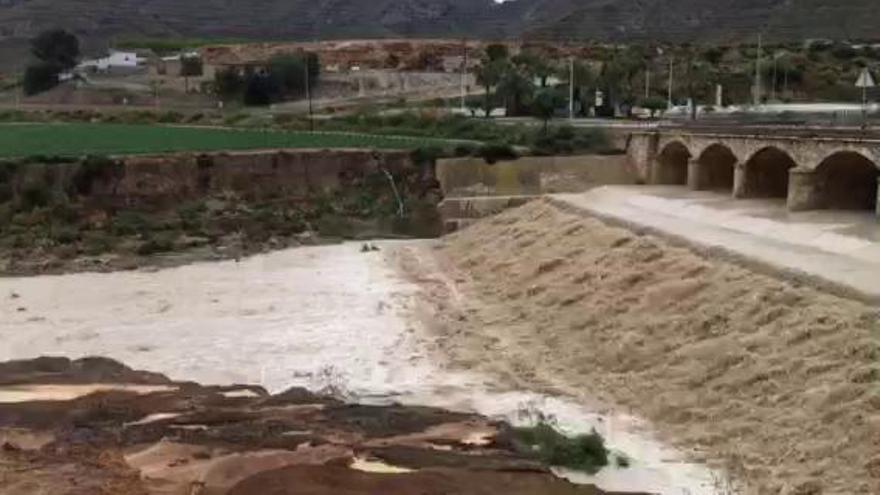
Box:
[81, 231, 115, 255]
[316, 214, 355, 239]
[177, 203, 206, 233]
[510, 422, 609, 474]
[832, 44, 857, 60]
[531, 126, 607, 156]
[72, 155, 117, 195]
[137, 234, 175, 255]
[118, 111, 159, 125]
[50, 225, 80, 245]
[223, 112, 249, 126]
[0, 160, 19, 184]
[111, 211, 152, 236]
[23, 62, 61, 96]
[22, 155, 77, 164]
[639, 96, 669, 117]
[411, 146, 445, 166]
[50, 201, 79, 224]
[157, 111, 185, 123]
[453, 143, 477, 157]
[0, 184, 12, 204]
[0, 204, 13, 227]
[20, 181, 51, 210]
[477, 143, 518, 164]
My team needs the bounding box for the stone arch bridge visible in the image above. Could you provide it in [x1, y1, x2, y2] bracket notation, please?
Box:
[627, 129, 880, 216]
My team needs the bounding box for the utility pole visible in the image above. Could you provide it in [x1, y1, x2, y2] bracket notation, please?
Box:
[14, 65, 21, 110]
[771, 56, 777, 101]
[460, 38, 468, 113]
[667, 58, 674, 108]
[755, 34, 763, 105]
[784, 65, 789, 97]
[569, 56, 575, 120]
[304, 55, 314, 132]
[645, 65, 651, 99]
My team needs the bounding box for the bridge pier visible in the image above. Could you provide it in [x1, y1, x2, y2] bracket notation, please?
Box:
[732, 162, 747, 198]
[876, 178, 880, 218]
[686, 159, 703, 190]
[787, 168, 824, 211]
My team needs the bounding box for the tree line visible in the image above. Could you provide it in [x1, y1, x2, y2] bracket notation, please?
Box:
[18, 28, 321, 107]
[23, 29, 81, 95]
[214, 54, 320, 106]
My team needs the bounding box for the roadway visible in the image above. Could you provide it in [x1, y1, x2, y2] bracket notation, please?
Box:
[551, 185, 880, 304]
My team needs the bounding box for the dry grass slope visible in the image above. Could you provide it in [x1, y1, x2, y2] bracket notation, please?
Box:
[429, 199, 880, 494]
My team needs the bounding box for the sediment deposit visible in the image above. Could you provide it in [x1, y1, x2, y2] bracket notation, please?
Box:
[0, 356, 625, 495]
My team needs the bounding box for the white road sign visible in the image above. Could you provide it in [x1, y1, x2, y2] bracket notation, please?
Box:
[856, 68, 876, 88]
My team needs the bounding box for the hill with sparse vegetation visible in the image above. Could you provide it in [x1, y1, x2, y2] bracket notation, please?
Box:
[1, 0, 879, 67]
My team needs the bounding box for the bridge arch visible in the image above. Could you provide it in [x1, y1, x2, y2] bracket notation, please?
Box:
[815, 151, 880, 211]
[695, 143, 738, 192]
[655, 141, 691, 185]
[742, 146, 798, 199]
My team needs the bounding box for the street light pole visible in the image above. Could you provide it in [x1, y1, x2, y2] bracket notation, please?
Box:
[460, 38, 468, 113]
[755, 34, 763, 105]
[784, 65, 789, 97]
[569, 56, 575, 120]
[772, 55, 778, 101]
[304, 55, 314, 132]
[14, 65, 21, 110]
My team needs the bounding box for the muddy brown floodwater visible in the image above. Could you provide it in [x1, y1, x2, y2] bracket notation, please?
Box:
[416, 199, 880, 495]
[0, 242, 721, 494]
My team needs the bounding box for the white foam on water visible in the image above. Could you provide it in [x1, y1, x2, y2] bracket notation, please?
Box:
[0, 242, 727, 494]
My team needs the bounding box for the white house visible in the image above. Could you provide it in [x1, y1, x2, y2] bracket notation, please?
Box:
[78, 50, 144, 72]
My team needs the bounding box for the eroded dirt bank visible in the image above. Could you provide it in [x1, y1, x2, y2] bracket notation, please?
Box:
[0, 149, 441, 276]
[398, 199, 880, 495]
[0, 356, 629, 495]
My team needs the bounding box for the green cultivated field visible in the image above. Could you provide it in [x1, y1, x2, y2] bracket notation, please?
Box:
[0, 123, 447, 158]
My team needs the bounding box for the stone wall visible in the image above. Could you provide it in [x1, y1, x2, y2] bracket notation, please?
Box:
[625, 129, 880, 217]
[435, 154, 636, 198]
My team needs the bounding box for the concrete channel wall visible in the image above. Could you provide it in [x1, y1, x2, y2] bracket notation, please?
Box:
[436, 154, 636, 198]
[435, 153, 637, 231]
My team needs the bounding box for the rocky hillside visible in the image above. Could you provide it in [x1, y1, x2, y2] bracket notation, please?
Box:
[0, 0, 878, 60]
[522, 0, 880, 42]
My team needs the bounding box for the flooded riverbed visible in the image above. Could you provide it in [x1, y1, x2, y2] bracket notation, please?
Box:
[0, 242, 723, 494]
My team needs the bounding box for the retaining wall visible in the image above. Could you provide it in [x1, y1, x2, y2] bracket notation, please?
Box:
[435, 154, 636, 198]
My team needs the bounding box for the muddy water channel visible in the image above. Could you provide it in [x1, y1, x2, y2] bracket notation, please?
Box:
[0, 242, 722, 494]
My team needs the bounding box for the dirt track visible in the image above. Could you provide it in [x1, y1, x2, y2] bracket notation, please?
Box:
[396, 199, 880, 495]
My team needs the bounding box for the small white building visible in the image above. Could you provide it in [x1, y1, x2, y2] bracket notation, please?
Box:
[78, 50, 144, 72]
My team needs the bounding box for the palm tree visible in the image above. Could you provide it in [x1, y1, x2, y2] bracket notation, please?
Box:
[475, 59, 507, 118]
[496, 66, 535, 116]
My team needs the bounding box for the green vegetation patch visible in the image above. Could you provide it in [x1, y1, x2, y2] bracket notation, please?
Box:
[510, 421, 609, 474]
[0, 123, 452, 158]
[280, 112, 609, 157]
